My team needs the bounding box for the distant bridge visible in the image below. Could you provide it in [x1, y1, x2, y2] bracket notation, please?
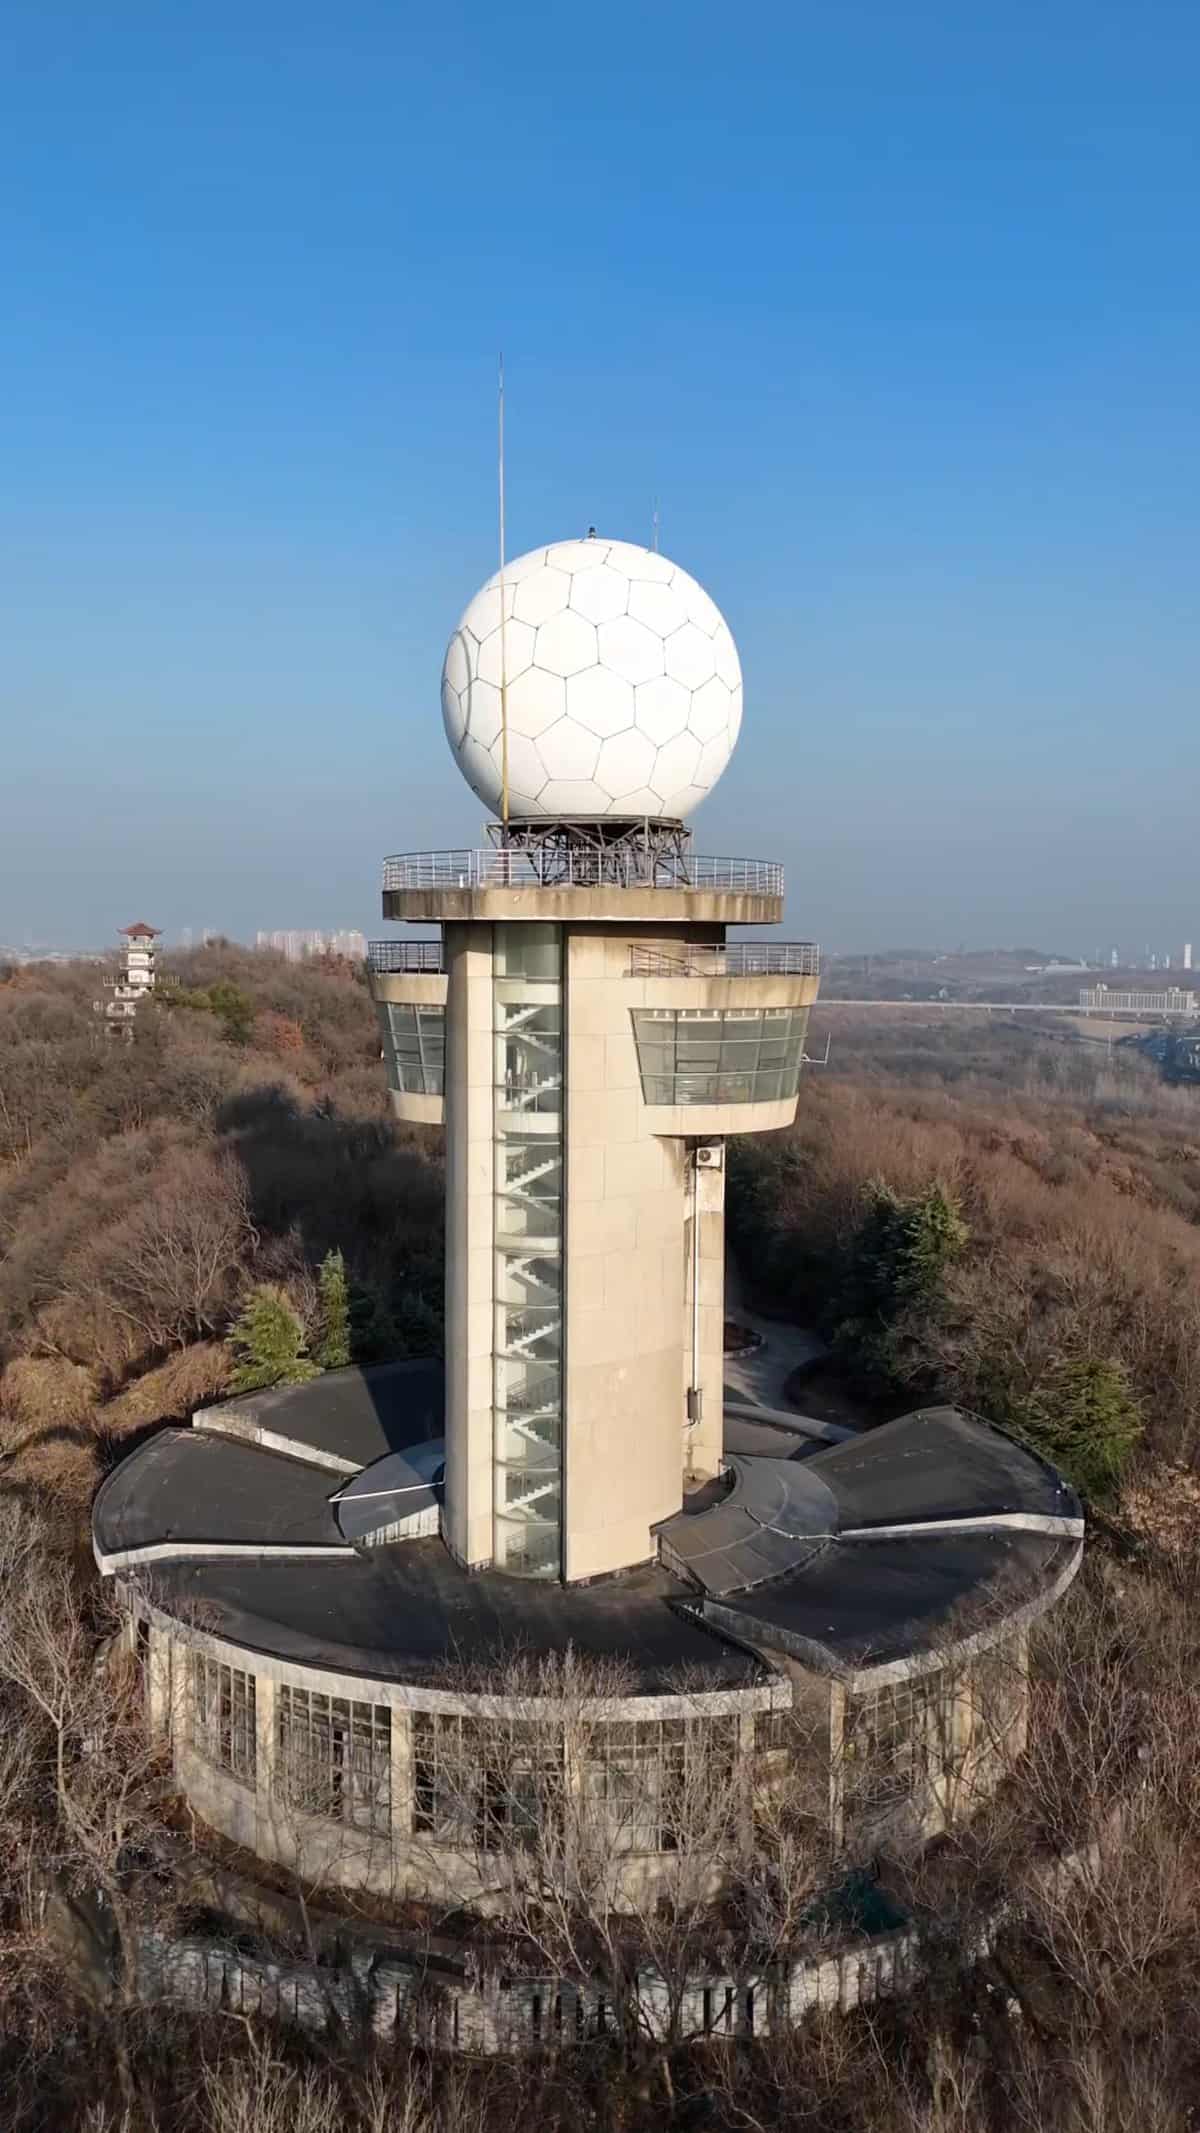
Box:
[814, 1000, 1199, 1020]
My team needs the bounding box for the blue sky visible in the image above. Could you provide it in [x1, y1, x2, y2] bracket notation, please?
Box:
[1, 1, 1196, 954]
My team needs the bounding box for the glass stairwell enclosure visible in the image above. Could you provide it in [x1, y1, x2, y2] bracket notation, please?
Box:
[492, 925, 563, 1578]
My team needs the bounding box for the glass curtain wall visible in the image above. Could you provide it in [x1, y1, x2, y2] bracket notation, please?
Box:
[492, 924, 563, 1578]
[379, 1003, 446, 1095]
[631, 1006, 809, 1105]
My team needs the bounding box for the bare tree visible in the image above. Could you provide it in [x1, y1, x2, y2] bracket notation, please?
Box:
[0, 1502, 185, 2112]
[409, 1650, 832, 2110]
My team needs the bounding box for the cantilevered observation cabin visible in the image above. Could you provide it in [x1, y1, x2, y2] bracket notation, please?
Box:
[369, 537, 820, 1584]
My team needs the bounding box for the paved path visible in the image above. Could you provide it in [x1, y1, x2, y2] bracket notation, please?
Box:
[723, 1306, 828, 1412]
[723, 1254, 857, 1447]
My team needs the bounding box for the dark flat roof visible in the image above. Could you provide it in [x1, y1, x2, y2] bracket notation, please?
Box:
[140, 1547, 762, 1692]
[811, 1406, 1075, 1529]
[94, 1429, 345, 1557]
[195, 1360, 444, 1471]
[95, 1370, 1081, 1692]
[703, 1530, 1080, 1674]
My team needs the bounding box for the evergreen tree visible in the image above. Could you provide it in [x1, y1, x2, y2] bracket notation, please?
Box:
[315, 1248, 351, 1370]
[228, 1285, 319, 1392]
[832, 1180, 968, 1378]
[1011, 1357, 1142, 1501]
[207, 979, 255, 1046]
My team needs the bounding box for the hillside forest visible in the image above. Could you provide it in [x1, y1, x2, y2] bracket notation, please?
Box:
[3, 953, 1200, 2128]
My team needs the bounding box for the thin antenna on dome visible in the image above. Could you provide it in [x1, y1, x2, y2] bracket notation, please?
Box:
[652, 497, 659, 553]
[498, 352, 510, 825]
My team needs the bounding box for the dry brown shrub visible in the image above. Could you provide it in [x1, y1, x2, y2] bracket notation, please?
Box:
[97, 1339, 231, 1437]
[0, 1354, 98, 1434]
[736, 1044, 1200, 1468]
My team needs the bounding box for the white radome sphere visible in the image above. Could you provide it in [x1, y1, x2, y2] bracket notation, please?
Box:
[440, 536, 743, 819]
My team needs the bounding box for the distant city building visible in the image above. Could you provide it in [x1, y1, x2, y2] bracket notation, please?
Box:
[100, 922, 162, 1035]
[1185, 943, 1193, 972]
[255, 928, 367, 962]
[1080, 985, 1198, 1015]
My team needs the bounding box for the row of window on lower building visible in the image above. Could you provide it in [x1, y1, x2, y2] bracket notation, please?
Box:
[186, 1654, 1023, 1850]
[187, 1656, 793, 1851]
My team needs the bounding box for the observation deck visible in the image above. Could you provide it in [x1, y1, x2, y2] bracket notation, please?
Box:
[380, 847, 784, 926]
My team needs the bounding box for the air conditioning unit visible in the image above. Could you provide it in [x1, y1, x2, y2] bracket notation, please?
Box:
[695, 1142, 724, 1171]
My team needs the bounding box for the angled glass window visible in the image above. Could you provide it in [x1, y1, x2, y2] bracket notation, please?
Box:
[378, 1003, 446, 1096]
[631, 1008, 810, 1105]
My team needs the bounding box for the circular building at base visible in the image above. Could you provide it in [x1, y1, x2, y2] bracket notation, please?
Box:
[94, 1361, 1081, 1908]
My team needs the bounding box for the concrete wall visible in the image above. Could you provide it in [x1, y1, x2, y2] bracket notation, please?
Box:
[384, 886, 783, 927]
[132, 1917, 926, 2051]
[562, 927, 690, 1576]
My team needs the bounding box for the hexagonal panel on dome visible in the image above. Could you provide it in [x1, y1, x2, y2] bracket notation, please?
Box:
[567, 664, 636, 739]
[538, 717, 602, 783]
[444, 630, 471, 699]
[685, 584, 724, 639]
[597, 614, 666, 688]
[513, 568, 571, 628]
[714, 626, 741, 691]
[635, 674, 691, 747]
[441, 677, 462, 743]
[661, 781, 711, 817]
[696, 733, 734, 787]
[461, 677, 501, 749]
[539, 779, 610, 813]
[628, 579, 689, 638]
[664, 623, 717, 691]
[622, 546, 676, 584]
[571, 566, 630, 626]
[496, 547, 549, 585]
[491, 729, 549, 805]
[441, 536, 744, 820]
[690, 674, 732, 743]
[508, 666, 567, 740]
[477, 618, 536, 687]
[596, 727, 656, 799]
[649, 730, 702, 800]
[544, 538, 612, 574]
[534, 609, 599, 679]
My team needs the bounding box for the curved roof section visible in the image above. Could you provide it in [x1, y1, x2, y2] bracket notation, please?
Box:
[811, 1405, 1078, 1530]
[93, 1429, 350, 1567]
[134, 1547, 761, 1692]
[656, 1404, 1082, 1683]
[93, 1376, 1081, 1693]
[702, 1530, 1081, 1683]
[193, 1358, 444, 1475]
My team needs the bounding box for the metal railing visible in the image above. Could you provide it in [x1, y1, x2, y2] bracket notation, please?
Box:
[367, 940, 445, 973]
[629, 943, 820, 978]
[382, 850, 785, 896]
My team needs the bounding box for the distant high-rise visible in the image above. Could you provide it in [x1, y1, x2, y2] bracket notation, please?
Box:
[1185, 943, 1193, 972]
[256, 928, 367, 963]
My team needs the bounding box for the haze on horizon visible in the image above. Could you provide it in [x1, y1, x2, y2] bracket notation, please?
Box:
[1, 2, 1196, 958]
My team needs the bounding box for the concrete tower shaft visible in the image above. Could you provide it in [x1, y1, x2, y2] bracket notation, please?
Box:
[369, 833, 819, 1583]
